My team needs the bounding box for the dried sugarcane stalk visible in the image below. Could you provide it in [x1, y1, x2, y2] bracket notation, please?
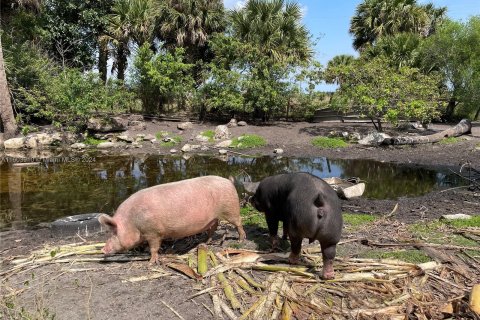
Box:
[197, 244, 208, 275]
[280, 300, 292, 320]
[236, 276, 256, 294]
[208, 250, 242, 310]
[261, 275, 285, 318]
[219, 299, 238, 320]
[218, 272, 241, 310]
[235, 268, 265, 290]
[210, 278, 223, 318]
[239, 295, 267, 320]
[469, 284, 480, 314]
[251, 264, 314, 278]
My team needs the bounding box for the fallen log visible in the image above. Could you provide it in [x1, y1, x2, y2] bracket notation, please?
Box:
[392, 119, 471, 145]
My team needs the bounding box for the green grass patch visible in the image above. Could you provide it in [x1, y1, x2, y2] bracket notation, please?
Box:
[343, 213, 376, 229]
[311, 136, 348, 149]
[231, 134, 266, 149]
[439, 137, 460, 144]
[408, 221, 478, 246]
[442, 215, 480, 228]
[241, 205, 267, 228]
[155, 131, 170, 140]
[156, 131, 183, 147]
[360, 249, 431, 264]
[200, 130, 215, 142]
[84, 136, 103, 145]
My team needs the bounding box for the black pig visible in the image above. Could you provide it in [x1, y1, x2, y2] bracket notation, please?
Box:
[251, 172, 343, 279]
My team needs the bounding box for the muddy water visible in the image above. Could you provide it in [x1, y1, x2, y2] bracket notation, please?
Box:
[0, 154, 465, 229]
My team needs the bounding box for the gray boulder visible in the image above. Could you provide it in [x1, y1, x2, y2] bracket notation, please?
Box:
[70, 143, 87, 149]
[128, 120, 146, 131]
[195, 134, 210, 142]
[227, 119, 238, 128]
[4, 137, 25, 149]
[215, 140, 232, 148]
[87, 117, 127, 132]
[25, 136, 38, 149]
[214, 125, 230, 140]
[117, 135, 134, 143]
[178, 122, 193, 130]
[238, 121, 247, 126]
[358, 132, 392, 146]
[273, 148, 284, 154]
[181, 144, 192, 152]
[97, 142, 116, 149]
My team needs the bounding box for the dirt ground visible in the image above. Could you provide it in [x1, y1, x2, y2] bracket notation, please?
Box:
[1, 119, 479, 319]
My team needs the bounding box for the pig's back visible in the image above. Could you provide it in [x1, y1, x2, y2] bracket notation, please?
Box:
[116, 176, 239, 238]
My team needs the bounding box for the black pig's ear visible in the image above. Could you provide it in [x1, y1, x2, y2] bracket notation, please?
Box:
[98, 214, 117, 232]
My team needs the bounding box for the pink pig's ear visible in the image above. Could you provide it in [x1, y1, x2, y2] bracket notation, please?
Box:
[98, 214, 117, 232]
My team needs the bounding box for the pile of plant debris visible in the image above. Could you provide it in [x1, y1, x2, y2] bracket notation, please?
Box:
[2, 238, 479, 319]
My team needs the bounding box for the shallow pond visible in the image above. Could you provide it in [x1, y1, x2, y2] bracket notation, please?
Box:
[0, 154, 465, 229]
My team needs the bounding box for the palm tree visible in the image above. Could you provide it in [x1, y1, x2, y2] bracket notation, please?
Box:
[107, 0, 159, 80]
[156, 0, 225, 83]
[363, 32, 422, 69]
[0, 0, 41, 139]
[230, 0, 312, 63]
[158, 0, 225, 49]
[349, 0, 446, 51]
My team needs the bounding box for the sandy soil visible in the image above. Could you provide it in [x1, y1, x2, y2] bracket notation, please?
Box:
[1, 119, 479, 319]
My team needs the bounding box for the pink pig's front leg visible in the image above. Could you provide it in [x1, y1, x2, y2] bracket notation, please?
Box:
[145, 235, 162, 264]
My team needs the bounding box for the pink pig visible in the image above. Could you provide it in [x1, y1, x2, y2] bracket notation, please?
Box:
[98, 175, 246, 263]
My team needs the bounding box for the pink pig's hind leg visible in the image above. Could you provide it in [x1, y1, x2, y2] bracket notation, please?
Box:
[145, 235, 162, 264]
[224, 216, 246, 241]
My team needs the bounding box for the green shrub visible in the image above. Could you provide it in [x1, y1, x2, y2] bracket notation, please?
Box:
[231, 134, 266, 148]
[311, 137, 348, 148]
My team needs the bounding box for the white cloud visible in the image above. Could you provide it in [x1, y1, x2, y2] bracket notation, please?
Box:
[300, 4, 308, 18]
[223, 0, 246, 10]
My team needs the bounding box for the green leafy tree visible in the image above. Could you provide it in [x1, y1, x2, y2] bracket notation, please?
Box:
[0, 0, 41, 138]
[331, 57, 446, 131]
[131, 43, 194, 114]
[41, 0, 113, 70]
[419, 17, 480, 120]
[349, 0, 446, 51]
[324, 54, 356, 84]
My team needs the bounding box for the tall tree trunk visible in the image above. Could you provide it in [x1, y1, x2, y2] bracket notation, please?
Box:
[445, 97, 457, 121]
[0, 35, 18, 139]
[116, 44, 127, 81]
[98, 38, 108, 84]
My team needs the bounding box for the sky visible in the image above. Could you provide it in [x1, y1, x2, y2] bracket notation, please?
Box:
[223, 0, 480, 68]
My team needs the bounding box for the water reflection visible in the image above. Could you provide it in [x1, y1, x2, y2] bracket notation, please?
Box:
[0, 155, 465, 229]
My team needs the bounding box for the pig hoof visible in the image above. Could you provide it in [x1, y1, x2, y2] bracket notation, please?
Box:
[288, 255, 301, 265]
[322, 271, 335, 280]
[149, 257, 160, 265]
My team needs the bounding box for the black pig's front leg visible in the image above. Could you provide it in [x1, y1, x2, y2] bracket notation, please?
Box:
[265, 213, 280, 250]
